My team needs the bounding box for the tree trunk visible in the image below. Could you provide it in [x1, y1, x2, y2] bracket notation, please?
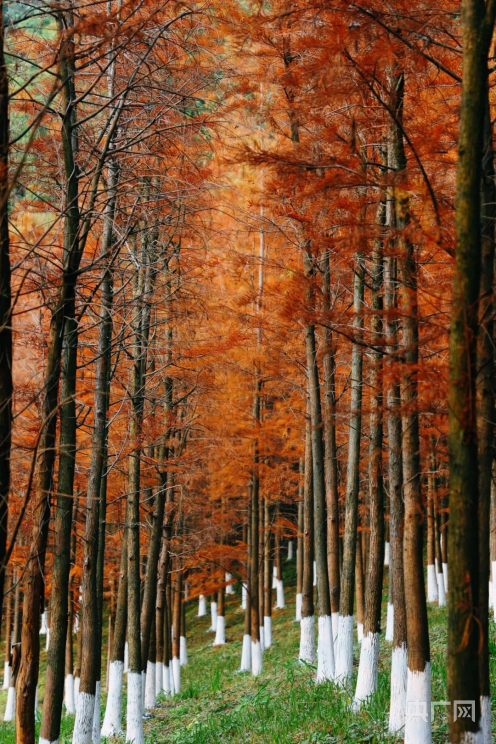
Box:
[250, 379, 262, 676]
[335, 253, 364, 684]
[0, 0, 12, 644]
[263, 500, 273, 647]
[321, 251, 340, 634]
[299, 407, 315, 664]
[354, 230, 384, 707]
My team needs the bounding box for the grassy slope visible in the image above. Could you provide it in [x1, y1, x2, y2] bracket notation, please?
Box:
[0, 560, 494, 743]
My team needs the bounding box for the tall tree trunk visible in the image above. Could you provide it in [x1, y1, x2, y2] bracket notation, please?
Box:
[304, 250, 333, 682]
[354, 226, 384, 707]
[335, 253, 364, 684]
[17, 14, 82, 740]
[263, 501, 273, 647]
[241, 499, 251, 672]
[250, 379, 262, 676]
[476, 85, 495, 744]
[0, 0, 12, 643]
[296, 479, 304, 623]
[299, 407, 315, 664]
[321, 251, 340, 638]
[2, 569, 11, 689]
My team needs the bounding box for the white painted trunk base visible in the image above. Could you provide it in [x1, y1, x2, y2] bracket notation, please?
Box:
[264, 616, 272, 648]
[40, 611, 48, 634]
[388, 643, 408, 733]
[313, 561, 317, 587]
[144, 661, 156, 709]
[163, 664, 171, 696]
[92, 681, 101, 744]
[443, 562, 448, 593]
[481, 695, 491, 744]
[251, 640, 262, 676]
[385, 602, 394, 642]
[354, 632, 379, 707]
[198, 594, 207, 617]
[272, 565, 277, 589]
[240, 634, 251, 672]
[4, 686, 15, 722]
[2, 663, 10, 691]
[155, 661, 163, 694]
[180, 636, 188, 665]
[384, 542, 390, 567]
[225, 573, 234, 594]
[437, 572, 446, 607]
[287, 540, 294, 560]
[260, 624, 265, 653]
[209, 601, 218, 632]
[357, 622, 363, 644]
[299, 614, 316, 664]
[241, 584, 247, 610]
[172, 656, 181, 694]
[72, 691, 95, 744]
[125, 672, 144, 744]
[64, 673, 76, 714]
[404, 662, 432, 744]
[46, 628, 50, 651]
[74, 677, 80, 707]
[124, 642, 129, 673]
[213, 615, 226, 645]
[427, 564, 438, 603]
[331, 612, 339, 643]
[316, 615, 335, 683]
[295, 593, 302, 622]
[74, 612, 80, 634]
[101, 660, 124, 737]
[335, 615, 354, 686]
[275, 579, 285, 609]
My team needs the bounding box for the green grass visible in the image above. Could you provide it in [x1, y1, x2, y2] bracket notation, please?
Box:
[0, 561, 495, 743]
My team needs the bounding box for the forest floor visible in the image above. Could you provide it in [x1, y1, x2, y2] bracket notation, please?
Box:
[0, 561, 495, 743]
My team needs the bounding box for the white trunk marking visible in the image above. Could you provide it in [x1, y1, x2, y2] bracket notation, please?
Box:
[354, 631, 379, 707]
[40, 611, 48, 634]
[385, 602, 394, 642]
[4, 685, 15, 722]
[92, 680, 101, 744]
[74, 676, 80, 707]
[357, 622, 364, 643]
[295, 593, 302, 622]
[299, 614, 316, 664]
[125, 672, 144, 744]
[316, 615, 335, 683]
[331, 612, 339, 643]
[427, 564, 438, 602]
[225, 572, 234, 594]
[480, 695, 491, 744]
[209, 601, 218, 632]
[404, 662, 432, 744]
[64, 673, 76, 714]
[335, 615, 354, 685]
[124, 642, 129, 673]
[39, 738, 59, 744]
[384, 542, 390, 566]
[264, 616, 272, 648]
[275, 579, 285, 609]
[155, 661, 163, 694]
[313, 560, 317, 587]
[46, 627, 50, 651]
[180, 636, 188, 665]
[287, 541, 294, 560]
[251, 640, 263, 676]
[240, 634, 251, 672]
[272, 565, 277, 589]
[198, 594, 207, 617]
[241, 584, 247, 610]
[101, 660, 124, 737]
[437, 572, 446, 607]
[162, 664, 171, 695]
[72, 691, 95, 744]
[144, 661, 156, 709]
[213, 615, 226, 645]
[172, 656, 181, 694]
[2, 662, 10, 691]
[388, 642, 407, 734]
[442, 562, 448, 593]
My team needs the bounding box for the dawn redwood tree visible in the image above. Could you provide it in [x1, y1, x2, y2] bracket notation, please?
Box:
[448, 1, 496, 742]
[299, 409, 315, 664]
